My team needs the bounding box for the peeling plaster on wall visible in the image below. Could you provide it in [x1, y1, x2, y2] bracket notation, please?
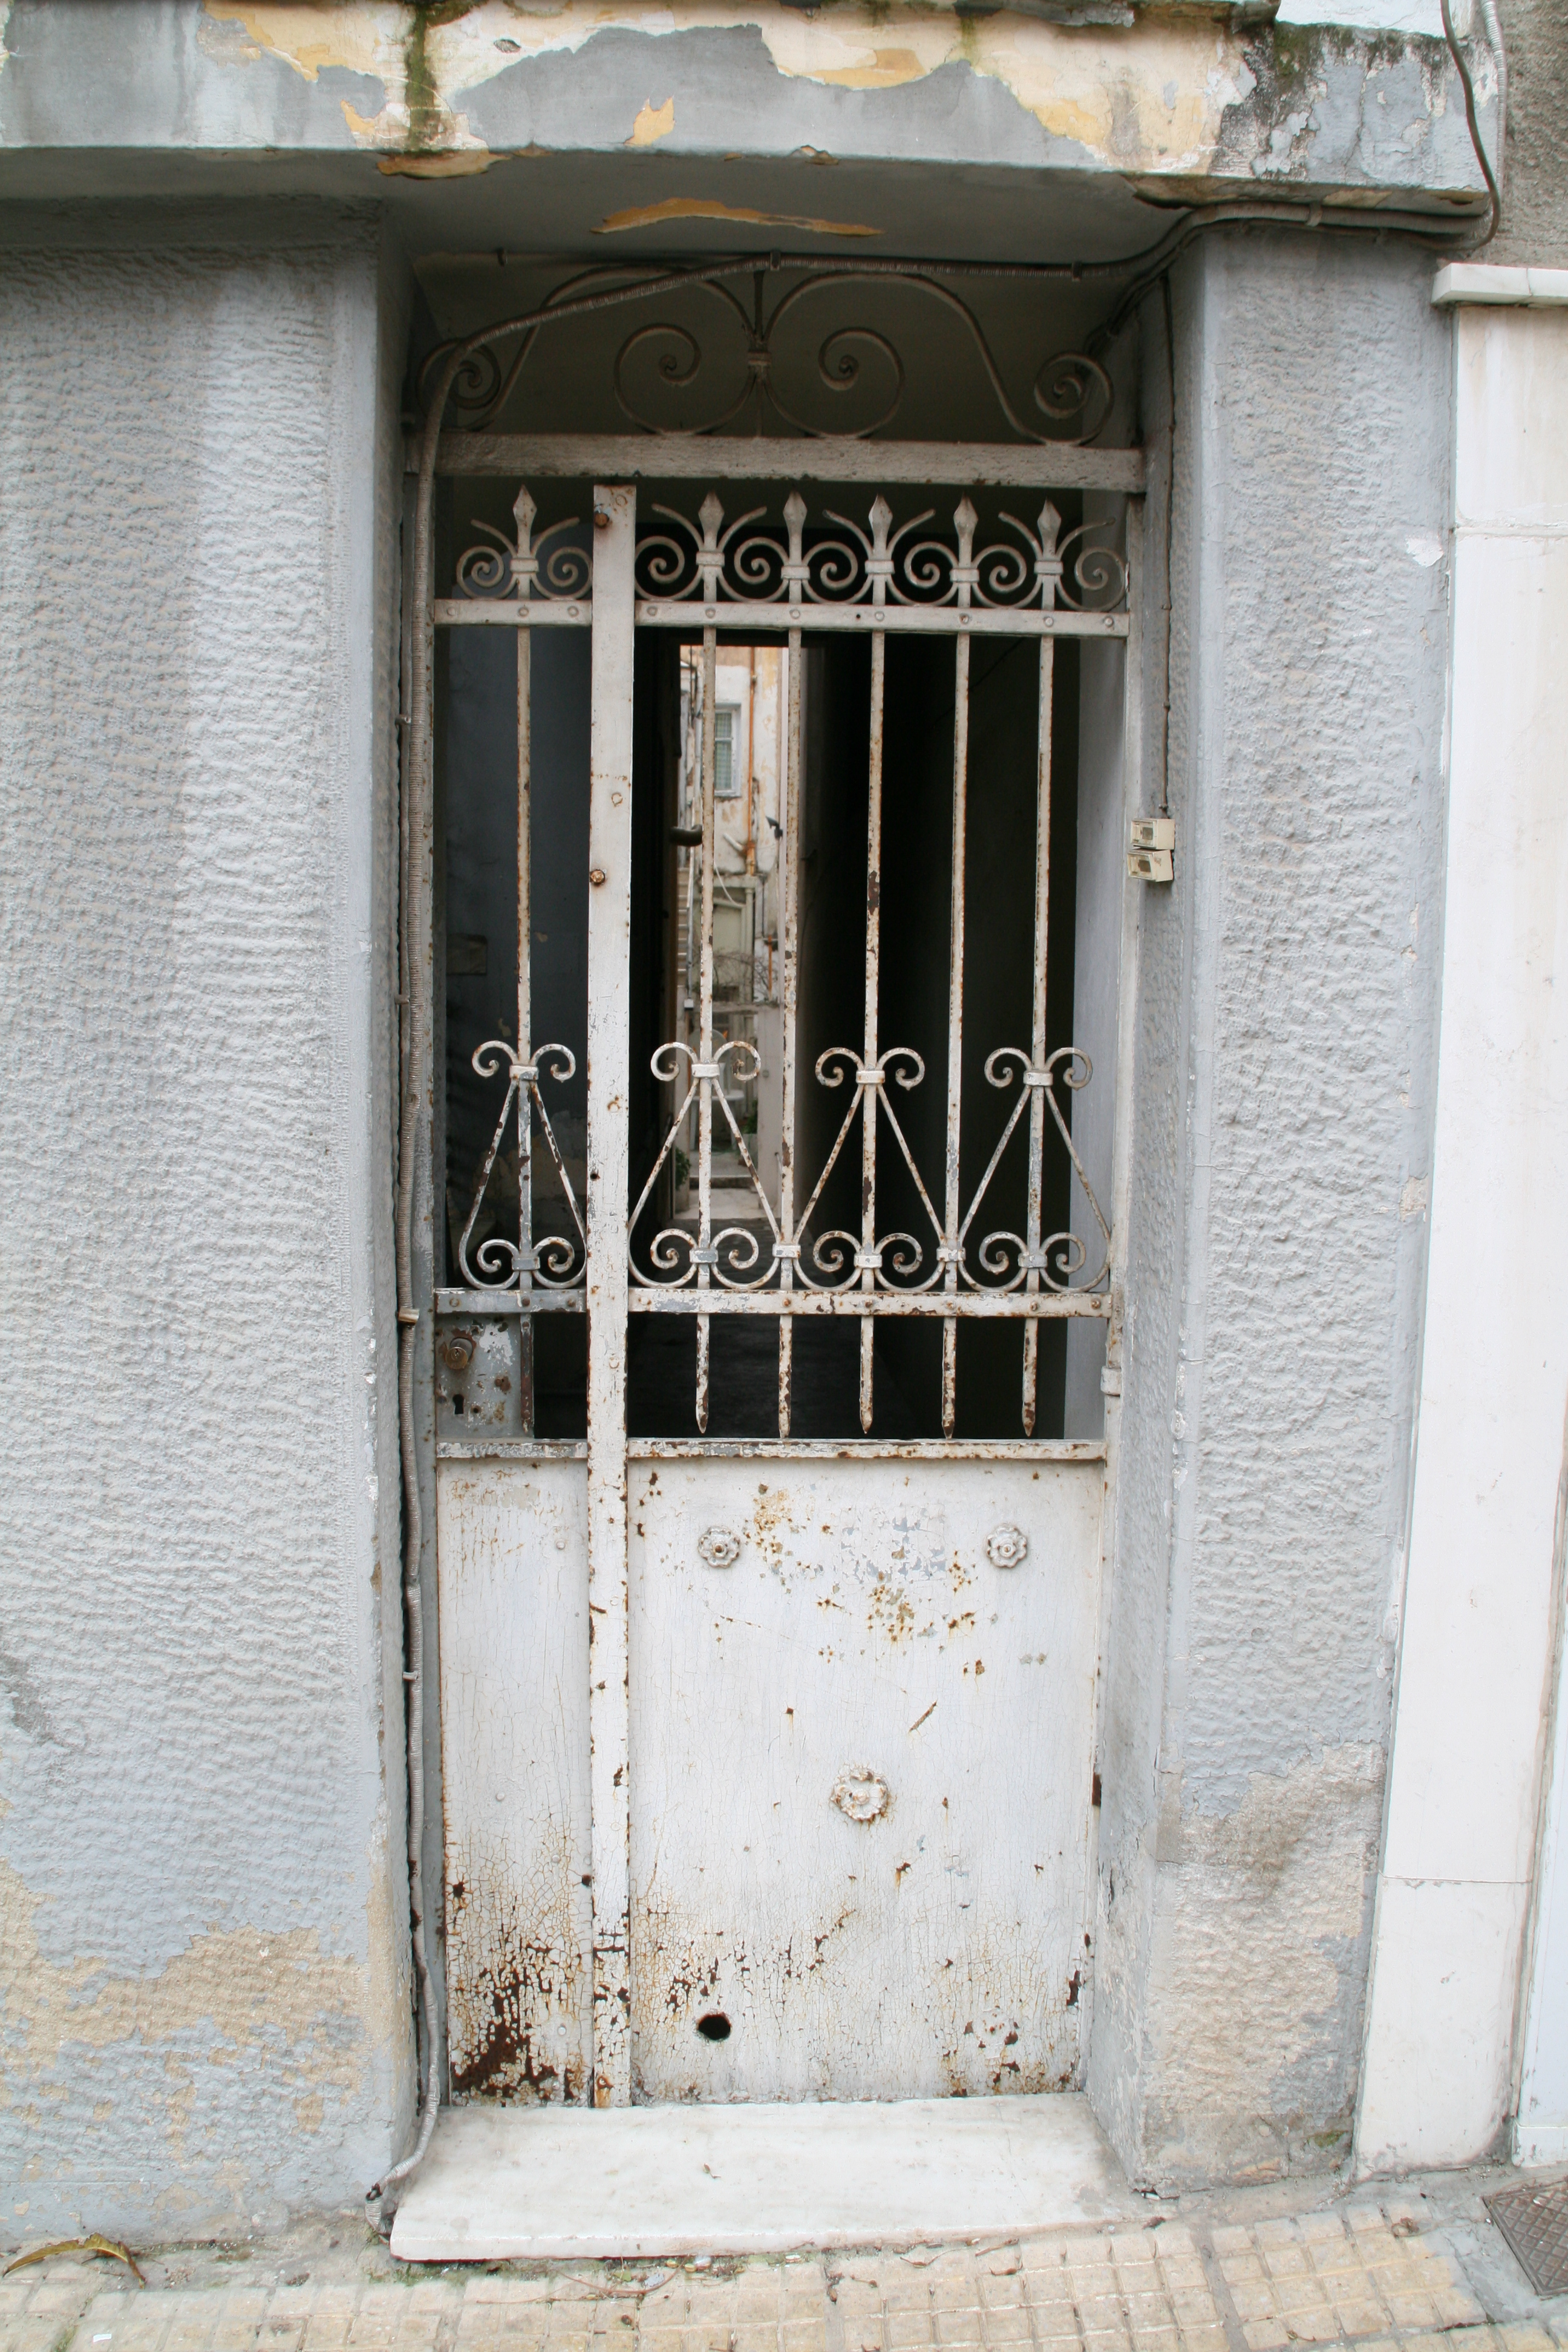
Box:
[0, 2, 389, 153]
[0, 1855, 374, 2174]
[0, 1, 1488, 211]
[180, 1, 1486, 196]
[1142, 1746, 1387, 2181]
[342, 94, 489, 158]
[0, 211, 414, 2237]
[627, 95, 675, 145]
[1211, 23, 1488, 190]
[211, 0, 1254, 174]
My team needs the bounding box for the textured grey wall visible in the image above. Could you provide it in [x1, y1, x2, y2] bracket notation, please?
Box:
[0, 206, 414, 2236]
[1492, 0, 1568, 266]
[1089, 229, 1451, 2187]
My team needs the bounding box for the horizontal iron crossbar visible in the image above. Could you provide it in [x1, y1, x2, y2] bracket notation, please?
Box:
[437, 1438, 587, 1460]
[421, 434, 1146, 494]
[435, 1437, 1107, 1463]
[437, 1287, 1108, 1319]
[642, 601, 1126, 638]
[632, 1437, 1107, 1462]
[627, 1289, 1109, 1318]
[435, 598, 589, 628]
[434, 598, 1128, 639]
[436, 1287, 584, 1315]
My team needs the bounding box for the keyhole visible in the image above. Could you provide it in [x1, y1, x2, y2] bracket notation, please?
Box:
[696, 2013, 731, 2042]
[452, 1393, 465, 1415]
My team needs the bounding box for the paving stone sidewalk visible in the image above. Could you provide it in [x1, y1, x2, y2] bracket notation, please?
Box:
[4, 2174, 1566, 2352]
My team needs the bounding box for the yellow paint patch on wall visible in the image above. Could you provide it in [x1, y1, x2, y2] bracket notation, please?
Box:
[0, 1855, 369, 2139]
[206, 2, 1253, 182]
[595, 197, 881, 237]
[628, 96, 676, 146]
[205, 2, 407, 85]
[812, 46, 927, 90]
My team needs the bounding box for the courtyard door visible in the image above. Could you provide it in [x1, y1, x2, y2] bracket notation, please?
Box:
[431, 456, 1129, 2109]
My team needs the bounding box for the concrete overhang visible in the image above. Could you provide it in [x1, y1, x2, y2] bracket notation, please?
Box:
[0, 1, 1493, 264]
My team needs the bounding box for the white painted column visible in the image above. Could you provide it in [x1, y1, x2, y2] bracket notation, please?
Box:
[1356, 269, 1568, 2174]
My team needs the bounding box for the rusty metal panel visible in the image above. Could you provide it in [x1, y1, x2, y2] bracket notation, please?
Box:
[627, 1458, 1103, 2102]
[434, 1314, 526, 1444]
[436, 1460, 592, 2103]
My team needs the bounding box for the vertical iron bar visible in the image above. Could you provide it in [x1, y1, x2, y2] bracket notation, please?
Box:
[517, 623, 535, 1434]
[584, 480, 637, 2106]
[942, 629, 970, 1439]
[1021, 636, 1056, 1437]
[941, 503, 978, 1440]
[696, 624, 717, 1432]
[860, 626, 885, 1433]
[778, 624, 803, 1436]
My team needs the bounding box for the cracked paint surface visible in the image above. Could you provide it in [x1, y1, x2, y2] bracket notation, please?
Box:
[207, 1, 1254, 172]
[0, 1854, 378, 2180]
[54, 3, 1475, 201]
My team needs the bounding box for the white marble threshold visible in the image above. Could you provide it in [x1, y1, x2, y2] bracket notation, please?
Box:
[391, 2096, 1132, 2264]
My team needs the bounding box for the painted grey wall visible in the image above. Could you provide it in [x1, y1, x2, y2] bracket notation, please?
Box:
[0, 203, 416, 2238]
[1088, 228, 1449, 2187]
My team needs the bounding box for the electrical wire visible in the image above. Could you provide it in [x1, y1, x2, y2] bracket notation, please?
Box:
[1440, 0, 1504, 248]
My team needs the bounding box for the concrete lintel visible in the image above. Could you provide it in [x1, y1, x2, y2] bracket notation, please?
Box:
[1432, 263, 1568, 307]
[0, 2, 1493, 227]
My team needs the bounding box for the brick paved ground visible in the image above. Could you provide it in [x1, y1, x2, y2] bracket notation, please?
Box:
[3, 2175, 1566, 2352]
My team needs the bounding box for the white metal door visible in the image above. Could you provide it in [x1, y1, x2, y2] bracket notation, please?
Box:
[431, 454, 1129, 2108]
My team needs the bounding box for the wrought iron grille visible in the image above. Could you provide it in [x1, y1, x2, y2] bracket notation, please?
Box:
[420, 261, 1117, 448]
[441, 479, 1126, 1442]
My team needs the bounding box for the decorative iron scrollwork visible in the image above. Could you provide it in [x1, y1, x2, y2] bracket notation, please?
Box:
[634, 489, 1128, 615]
[421, 262, 1116, 447]
[454, 485, 592, 606]
[629, 1037, 1109, 1301]
[616, 269, 1116, 444]
[457, 1040, 586, 1292]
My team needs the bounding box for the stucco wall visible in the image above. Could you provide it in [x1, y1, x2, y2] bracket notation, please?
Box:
[1491, 0, 1568, 269]
[0, 204, 414, 2238]
[1089, 228, 1450, 2188]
